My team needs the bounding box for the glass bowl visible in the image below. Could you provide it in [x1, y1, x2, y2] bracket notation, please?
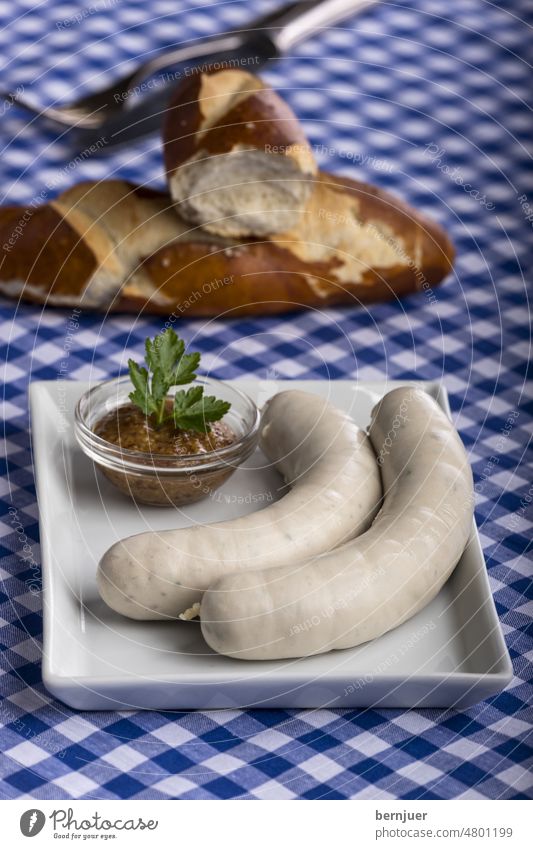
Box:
[74, 375, 260, 506]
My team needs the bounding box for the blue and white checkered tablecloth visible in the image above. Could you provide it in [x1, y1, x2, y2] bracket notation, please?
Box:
[0, 0, 532, 800]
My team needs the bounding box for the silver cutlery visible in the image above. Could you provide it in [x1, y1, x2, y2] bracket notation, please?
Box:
[2, 0, 377, 144]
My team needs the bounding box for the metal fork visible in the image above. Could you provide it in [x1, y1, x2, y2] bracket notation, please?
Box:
[1, 0, 376, 132]
[0, 1, 311, 130]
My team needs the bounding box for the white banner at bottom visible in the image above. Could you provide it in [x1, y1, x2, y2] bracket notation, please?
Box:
[3, 799, 531, 848]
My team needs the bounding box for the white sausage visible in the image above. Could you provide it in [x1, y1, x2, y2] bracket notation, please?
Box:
[97, 390, 382, 619]
[200, 387, 474, 659]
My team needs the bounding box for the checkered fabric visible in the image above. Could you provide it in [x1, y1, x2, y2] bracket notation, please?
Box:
[0, 0, 532, 800]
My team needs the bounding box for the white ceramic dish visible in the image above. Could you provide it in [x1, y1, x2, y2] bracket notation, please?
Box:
[29, 379, 512, 710]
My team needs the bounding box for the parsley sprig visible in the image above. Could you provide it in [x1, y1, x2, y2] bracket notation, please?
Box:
[128, 329, 230, 434]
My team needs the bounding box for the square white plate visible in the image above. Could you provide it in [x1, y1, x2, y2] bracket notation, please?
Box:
[29, 379, 512, 710]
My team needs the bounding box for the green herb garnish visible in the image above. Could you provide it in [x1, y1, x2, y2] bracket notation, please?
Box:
[128, 329, 230, 434]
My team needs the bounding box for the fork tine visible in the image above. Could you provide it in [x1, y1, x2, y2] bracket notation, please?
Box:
[3, 91, 106, 129]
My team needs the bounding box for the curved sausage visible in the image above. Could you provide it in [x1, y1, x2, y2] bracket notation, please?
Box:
[200, 387, 474, 659]
[97, 390, 382, 619]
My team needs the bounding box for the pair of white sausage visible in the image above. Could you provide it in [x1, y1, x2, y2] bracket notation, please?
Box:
[97, 390, 383, 619]
[201, 387, 474, 659]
